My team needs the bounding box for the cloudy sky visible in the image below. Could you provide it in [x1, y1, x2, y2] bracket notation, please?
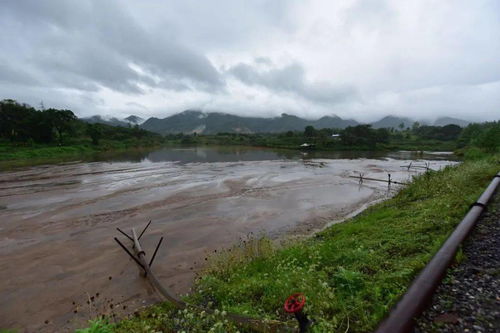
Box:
[1, 0, 499, 122]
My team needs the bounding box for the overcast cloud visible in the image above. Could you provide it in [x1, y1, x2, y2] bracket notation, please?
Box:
[0, 0, 499, 122]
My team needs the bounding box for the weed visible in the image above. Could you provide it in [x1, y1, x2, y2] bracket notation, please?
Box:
[75, 319, 113, 333]
[80, 154, 499, 332]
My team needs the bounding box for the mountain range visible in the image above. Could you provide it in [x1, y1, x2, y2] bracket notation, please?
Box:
[82, 115, 145, 127]
[141, 111, 359, 135]
[433, 116, 470, 127]
[371, 116, 415, 129]
[81, 111, 470, 134]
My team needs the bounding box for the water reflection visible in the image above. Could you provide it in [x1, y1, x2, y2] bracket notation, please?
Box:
[146, 146, 290, 163]
[89, 146, 459, 164]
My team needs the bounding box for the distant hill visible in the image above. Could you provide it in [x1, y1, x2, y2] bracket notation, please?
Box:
[81, 115, 129, 127]
[82, 114, 145, 127]
[433, 117, 469, 127]
[82, 111, 471, 134]
[140, 111, 359, 135]
[371, 116, 414, 130]
[124, 115, 145, 125]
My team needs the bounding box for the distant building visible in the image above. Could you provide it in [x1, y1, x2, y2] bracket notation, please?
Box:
[300, 143, 316, 149]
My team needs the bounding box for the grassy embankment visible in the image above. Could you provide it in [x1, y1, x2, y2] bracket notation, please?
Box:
[0, 137, 164, 170]
[75, 152, 499, 333]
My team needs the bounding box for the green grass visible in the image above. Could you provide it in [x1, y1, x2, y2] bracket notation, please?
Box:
[0, 139, 163, 170]
[0, 143, 94, 160]
[379, 138, 457, 152]
[169, 133, 458, 152]
[75, 319, 114, 333]
[86, 153, 498, 332]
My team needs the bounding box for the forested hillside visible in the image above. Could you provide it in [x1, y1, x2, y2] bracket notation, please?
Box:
[0, 99, 164, 166]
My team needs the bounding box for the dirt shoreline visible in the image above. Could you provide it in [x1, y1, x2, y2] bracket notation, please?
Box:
[0, 158, 454, 332]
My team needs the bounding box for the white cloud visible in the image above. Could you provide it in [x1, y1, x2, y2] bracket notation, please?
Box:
[0, 0, 499, 122]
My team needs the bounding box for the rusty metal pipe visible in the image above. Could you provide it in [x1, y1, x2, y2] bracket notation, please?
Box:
[375, 172, 500, 333]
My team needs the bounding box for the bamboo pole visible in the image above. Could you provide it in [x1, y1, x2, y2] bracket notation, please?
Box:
[117, 225, 295, 332]
[349, 175, 408, 185]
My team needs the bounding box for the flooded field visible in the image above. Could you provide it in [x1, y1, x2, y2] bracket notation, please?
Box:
[0, 147, 457, 332]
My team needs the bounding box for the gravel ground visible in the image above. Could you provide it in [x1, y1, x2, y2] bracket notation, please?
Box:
[415, 190, 500, 333]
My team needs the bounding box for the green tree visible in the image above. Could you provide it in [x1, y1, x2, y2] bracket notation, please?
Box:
[457, 123, 482, 148]
[414, 125, 461, 141]
[30, 111, 55, 143]
[44, 109, 77, 144]
[341, 125, 377, 147]
[411, 121, 420, 132]
[440, 124, 462, 141]
[304, 125, 316, 137]
[474, 123, 500, 152]
[0, 99, 37, 141]
[375, 128, 390, 144]
[318, 128, 334, 137]
[86, 123, 102, 145]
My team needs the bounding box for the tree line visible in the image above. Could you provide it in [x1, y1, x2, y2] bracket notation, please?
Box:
[0, 99, 161, 146]
[0, 99, 76, 144]
[258, 121, 498, 151]
[1, 98, 497, 153]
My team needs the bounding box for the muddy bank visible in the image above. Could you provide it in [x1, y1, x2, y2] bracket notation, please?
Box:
[0, 157, 454, 332]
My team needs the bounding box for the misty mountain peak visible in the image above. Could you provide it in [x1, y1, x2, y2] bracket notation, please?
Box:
[124, 115, 144, 124]
[434, 117, 470, 127]
[82, 111, 470, 134]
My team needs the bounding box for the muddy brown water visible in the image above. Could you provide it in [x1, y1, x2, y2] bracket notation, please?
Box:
[0, 147, 457, 332]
